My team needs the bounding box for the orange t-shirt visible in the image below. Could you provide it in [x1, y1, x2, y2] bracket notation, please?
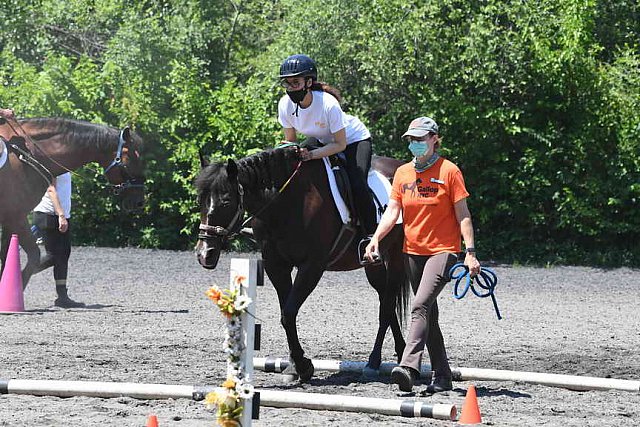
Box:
[390, 157, 469, 255]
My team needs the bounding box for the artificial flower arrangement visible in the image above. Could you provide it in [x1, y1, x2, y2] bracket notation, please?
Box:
[205, 275, 254, 427]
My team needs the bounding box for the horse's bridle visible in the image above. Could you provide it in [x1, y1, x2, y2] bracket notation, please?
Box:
[104, 128, 145, 195]
[197, 157, 303, 244]
[198, 182, 245, 241]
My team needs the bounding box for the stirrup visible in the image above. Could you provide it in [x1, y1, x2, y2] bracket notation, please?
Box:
[357, 236, 383, 266]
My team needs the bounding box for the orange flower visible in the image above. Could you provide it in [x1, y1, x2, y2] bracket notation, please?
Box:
[217, 418, 240, 427]
[234, 275, 247, 286]
[206, 287, 222, 302]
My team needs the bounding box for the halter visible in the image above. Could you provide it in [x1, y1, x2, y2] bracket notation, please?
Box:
[104, 128, 145, 195]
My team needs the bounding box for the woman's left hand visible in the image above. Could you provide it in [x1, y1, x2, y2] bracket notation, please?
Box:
[465, 252, 481, 276]
[298, 148, 314, 162]
[58, 216, 69, 233]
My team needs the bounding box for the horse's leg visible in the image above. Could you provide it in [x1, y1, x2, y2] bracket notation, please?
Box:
[0, 226, 9, 277]
[285, 262, 326, 381]
[16, 219, 41, 290]
[267, 257, 325, 382]
[364, 228, 410, 370]
[386, 247, 409, 364]
[364, 262, 396, 372]
[262, 254, 299, 376]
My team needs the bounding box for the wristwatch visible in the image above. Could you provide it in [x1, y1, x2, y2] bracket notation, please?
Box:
[465, 247, 476, 254]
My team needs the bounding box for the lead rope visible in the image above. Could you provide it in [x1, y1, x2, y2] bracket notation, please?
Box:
[449, 262, 502, 320]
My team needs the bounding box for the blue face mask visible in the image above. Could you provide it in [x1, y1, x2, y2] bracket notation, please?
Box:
[408, 141, 429, 157]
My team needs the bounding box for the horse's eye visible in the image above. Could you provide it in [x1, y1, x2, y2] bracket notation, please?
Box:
[220, 200, 231, 207]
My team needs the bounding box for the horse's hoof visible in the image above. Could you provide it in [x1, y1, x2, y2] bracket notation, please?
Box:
[281, 373, 299, 384]
[297, 357, 314, 383]
[281, 363, 299, 383]
[362, 366, 380, 379]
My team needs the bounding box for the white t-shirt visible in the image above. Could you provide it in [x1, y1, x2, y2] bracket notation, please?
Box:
[34, 172, 72, 218]
[278, 91, 370, 145]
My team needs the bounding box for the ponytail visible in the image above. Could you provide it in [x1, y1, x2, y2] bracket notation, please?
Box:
[309, 82, 343, 103]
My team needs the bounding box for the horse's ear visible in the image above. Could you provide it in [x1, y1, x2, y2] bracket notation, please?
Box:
[199, 149, 209, 168]
[122, 126, 131, 143]
[226, 159, 238, 179]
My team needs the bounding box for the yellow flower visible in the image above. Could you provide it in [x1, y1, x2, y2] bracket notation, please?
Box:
[204, 391, 220, 408]
[222, 378, 236, 389]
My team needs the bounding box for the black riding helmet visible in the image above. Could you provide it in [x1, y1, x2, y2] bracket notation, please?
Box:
[279, 54, 318, 80]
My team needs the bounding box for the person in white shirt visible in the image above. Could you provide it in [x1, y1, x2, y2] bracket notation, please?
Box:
[33, 172, 85, 308]
[278, 54, 378, 248]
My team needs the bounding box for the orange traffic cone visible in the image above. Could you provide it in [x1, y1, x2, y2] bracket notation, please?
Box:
[458, 384, 482, 424]
[0, 234, 25, 313]
[147, 414, 158, 427]
[146, 414, 159, 427]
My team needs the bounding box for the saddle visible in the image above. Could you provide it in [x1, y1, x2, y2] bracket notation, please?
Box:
[303, 138, 385, 228]
[303, 139, 386, 267]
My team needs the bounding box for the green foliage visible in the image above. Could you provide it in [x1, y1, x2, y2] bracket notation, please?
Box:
[1, 0, 638, 265]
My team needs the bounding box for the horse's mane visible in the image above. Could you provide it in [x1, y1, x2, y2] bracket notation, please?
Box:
[237, 146, 301, 193]
[20, 118, 139, 151]
[197, 146, 301, 196]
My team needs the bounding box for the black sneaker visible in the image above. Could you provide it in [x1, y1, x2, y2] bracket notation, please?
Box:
[423, 376, 453, 394]
[54, 296, 86, 308]
[391, 366, 418, 392]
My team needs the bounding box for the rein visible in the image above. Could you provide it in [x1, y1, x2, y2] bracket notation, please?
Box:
[7, 142, 54, 186]
[238, 159, 303, 230]
[449, 262, 502, 320]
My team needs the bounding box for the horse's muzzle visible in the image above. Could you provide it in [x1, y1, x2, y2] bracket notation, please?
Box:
[195, 239, 221, 270]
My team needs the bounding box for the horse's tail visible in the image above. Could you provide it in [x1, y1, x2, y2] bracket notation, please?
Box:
[395, 255, 411, 330]
[387, 226, 411, 328]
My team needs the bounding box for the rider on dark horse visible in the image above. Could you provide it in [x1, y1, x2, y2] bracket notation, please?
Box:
[277, 54, 378, 251]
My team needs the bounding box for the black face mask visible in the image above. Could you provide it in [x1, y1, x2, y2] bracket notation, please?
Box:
[287, 88, 308, 104]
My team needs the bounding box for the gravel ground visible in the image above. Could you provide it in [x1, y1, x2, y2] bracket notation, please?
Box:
[1, 246, 638, 426]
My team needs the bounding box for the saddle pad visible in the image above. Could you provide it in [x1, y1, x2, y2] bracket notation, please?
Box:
[0, 140, 7, 169]
[322, 157, 402, 225]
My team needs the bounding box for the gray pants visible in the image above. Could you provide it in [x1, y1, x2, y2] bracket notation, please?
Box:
[401, 252, 458, 378]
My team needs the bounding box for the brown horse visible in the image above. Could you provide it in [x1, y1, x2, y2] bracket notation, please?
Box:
[195, 146, 410, 381]
[0, 117, 145, 288]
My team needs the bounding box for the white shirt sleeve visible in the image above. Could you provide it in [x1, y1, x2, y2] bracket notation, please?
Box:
[327, 102, 347, 134]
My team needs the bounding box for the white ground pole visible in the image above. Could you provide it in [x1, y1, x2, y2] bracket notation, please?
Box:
[254, 357, 640, 393]
[229, 258, 262, 425]
[0, 380, 456, 420]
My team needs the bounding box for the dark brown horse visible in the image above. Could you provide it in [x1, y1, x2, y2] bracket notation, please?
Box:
[0, 117, 145, 287]
[195, 146, 410, 381]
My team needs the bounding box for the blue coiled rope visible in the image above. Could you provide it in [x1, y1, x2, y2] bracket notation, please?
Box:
[449, 263, 502, 320]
